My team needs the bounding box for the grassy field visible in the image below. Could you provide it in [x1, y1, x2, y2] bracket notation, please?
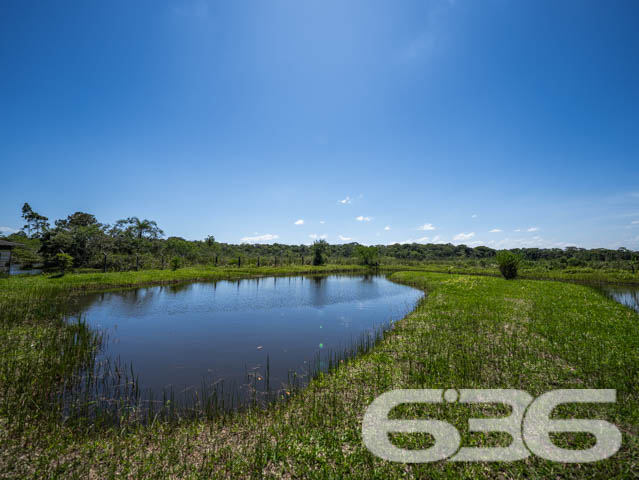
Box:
[390, 262, 639, 285]
[1, 268, 639, 478]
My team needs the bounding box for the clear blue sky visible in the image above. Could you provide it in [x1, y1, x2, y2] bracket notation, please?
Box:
[1, 0, 638, 249]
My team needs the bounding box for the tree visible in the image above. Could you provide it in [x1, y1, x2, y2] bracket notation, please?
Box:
[166, 237, 194, 259]
[205, 235, 215, 248]
[115, 217, 164, 240]
[113, 217, 164, 270]
[39, 212, 108, 268]
[21, 203, 49, 238]
[496, 250, 520, 279]
[311, 239, 328, 266]
[54, 253, 74, 275]
[356, 245, 379, 266]
[170, 256, 182, 270]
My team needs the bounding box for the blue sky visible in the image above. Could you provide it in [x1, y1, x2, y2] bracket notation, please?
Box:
[1, 0, 638, 249]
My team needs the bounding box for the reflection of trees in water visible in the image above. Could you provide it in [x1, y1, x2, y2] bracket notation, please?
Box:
[70, 286, 164, 317]
[623, 289, 639, 312]
[166, 283, 194, 295]
[631, 289, 639, 311]
[310, 276, 326, 287]
[608, 288, 639, 313]
[307, 275, 328, 307]
[68, 273, 395, 323]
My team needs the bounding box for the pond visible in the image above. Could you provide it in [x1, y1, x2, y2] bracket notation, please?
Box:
[9, 264, 42, 275]
[603, 286, 639, 313]
[69, 274, 423, 411]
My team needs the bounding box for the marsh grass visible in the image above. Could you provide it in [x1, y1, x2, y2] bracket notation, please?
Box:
[55, 319, 394, 429]
[1, 268, 639, 478]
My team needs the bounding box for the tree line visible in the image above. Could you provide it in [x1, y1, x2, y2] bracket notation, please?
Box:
[2, 203, 637, 272]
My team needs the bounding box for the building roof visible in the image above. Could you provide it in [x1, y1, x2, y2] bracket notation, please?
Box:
[0, 239, 23, 248]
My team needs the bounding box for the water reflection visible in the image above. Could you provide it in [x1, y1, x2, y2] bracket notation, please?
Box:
[69, 274, 423, 403]
[604, 286, 639, 313]
[8, 264, 42, 275]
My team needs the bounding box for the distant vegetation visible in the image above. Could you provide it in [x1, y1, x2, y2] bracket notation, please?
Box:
[2, 203, 639, 274]
[355, 245, 380, 266]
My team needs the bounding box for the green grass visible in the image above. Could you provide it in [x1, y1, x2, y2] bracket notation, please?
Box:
[385, 262, 639, 285]
[1, 269, 638, 478]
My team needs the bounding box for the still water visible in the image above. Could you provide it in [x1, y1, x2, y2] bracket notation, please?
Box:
[71, 274, 423, 401]
[604, 286, 639, 313]
[9, 264, 42, 275]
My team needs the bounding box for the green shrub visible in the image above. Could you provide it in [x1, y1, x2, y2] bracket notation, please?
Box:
[170, 256, 182, 271]
[54, 253, 74, 275]
[311, 239, 328, 266]
[355, 245, 379, 266]
[567, 257, 583, 267]
[496, 251, 520, 279]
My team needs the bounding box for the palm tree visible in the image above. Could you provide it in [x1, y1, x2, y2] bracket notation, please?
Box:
[116, 217, 164, 240]
[115, 217, 164, 270]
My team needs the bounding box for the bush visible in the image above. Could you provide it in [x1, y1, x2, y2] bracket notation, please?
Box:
[496, 251, 520, 279]
[567, 257, 583, 267]
[54, 253, 74, 275]
[355, 245, 379, 266]
[311, 239, 328, 266]
[170, 257, 182, 271]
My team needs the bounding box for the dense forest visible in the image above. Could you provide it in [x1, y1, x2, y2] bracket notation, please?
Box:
[2, 203, 638, 272]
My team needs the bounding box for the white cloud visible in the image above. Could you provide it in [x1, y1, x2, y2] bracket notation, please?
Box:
[294, 219, 304, 225]
[514, 229, 521, 232]
[453, 232, 475, 241]
[417, 223, 436, 231]
[492, 236, 571, 249]
[338, 196, 352, 205]
[631, 220, 639, 225]
[240, 234, 279, 244]
[356, 216, 372, 222]
[319, 220, 325, 224]
[471, 214, 477, 218]
[338, 235, 352, 241]
[398, 236, 431, 245]
[309, 234, 327, 240]
[527, 227, 539, 232]
[0, 226, 19, 234]
[431, 235, 443, 243]
[384, 225, 391, 231]
[489, 229, 502, 233]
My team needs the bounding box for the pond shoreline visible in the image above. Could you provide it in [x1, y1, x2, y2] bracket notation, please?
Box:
[66, 273, 423, 417]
